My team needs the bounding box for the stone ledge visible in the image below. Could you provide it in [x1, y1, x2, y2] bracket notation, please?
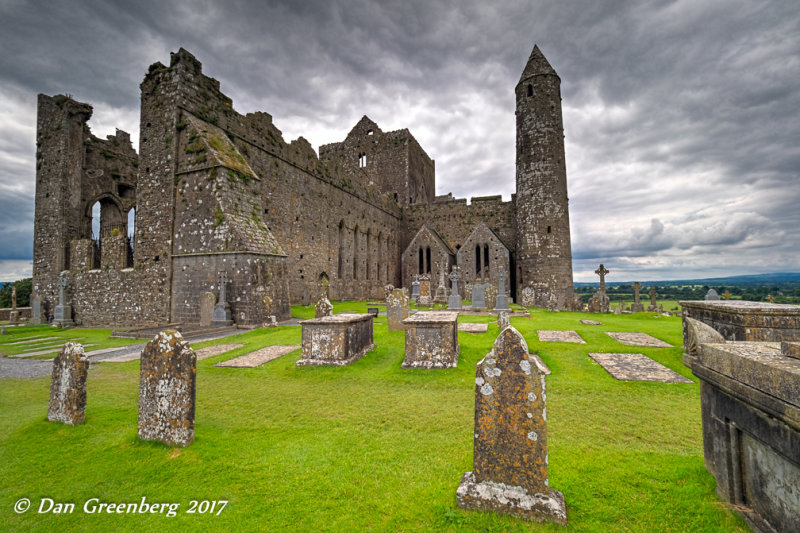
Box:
[456, 471, 567, 525]
[400, 348, 459, 369]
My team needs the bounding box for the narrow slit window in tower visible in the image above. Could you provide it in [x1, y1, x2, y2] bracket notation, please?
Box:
[527, 84, 533, 97]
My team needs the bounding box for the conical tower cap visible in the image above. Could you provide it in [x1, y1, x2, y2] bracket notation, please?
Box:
[518, 45, 558, 84]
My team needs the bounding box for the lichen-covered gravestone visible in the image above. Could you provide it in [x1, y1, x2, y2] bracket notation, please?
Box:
[497, 311, 510, 330]
[485, 284, 498, 311]
[47, 343, 89, 425]
[199, 292, 216, 326]
[386, 288, 409, 331]
[138, 330, 196, 447]
[315, 294, 333, 318]
[457, 327, 567, 525]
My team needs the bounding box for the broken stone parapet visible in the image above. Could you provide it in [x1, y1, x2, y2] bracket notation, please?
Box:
[457, 327, 566, 524]
[690, 340, 800, 533]
[138, 330, 197, 447]
[47, 343, 89, 425]
[297, 313, 375, 366]
[402, 311, 459, 369]
[681, 300, 800, 343]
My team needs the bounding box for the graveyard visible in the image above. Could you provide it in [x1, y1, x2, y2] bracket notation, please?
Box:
[0, 302, 751, 531]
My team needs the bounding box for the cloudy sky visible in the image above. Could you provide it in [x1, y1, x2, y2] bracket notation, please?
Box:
[0, 0, 798, 282]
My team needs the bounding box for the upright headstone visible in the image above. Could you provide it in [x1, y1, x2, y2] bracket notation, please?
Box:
[411, 274, 420, 300]
[52, 272, 75, 327]
[447, 268, 463, 310]
[471, 283, 488, 310]
[457, 327, 567, 524]
[705, 288, 720, 301]
[211, 271, 233, 326]
[30, 294, 44, 325]
[630, 282, 645, 313]
[262, 295, 277, 327]
[199, 292, 216, 326]
[383, 284, 395, 302]
[9, 286, 18, 324]
[485, 284, 498, 310]
[434, 266, 448, 304]
[315, 295, 333, 318]
[647, 286, 658, 312]
[497, 311, 510, 330]
[387, 288, 410, 331]
[493, 268, 511, 312]
[47, 343, 89, 426]
[138, 330, 196, 447]
[418, 275, 432, 306]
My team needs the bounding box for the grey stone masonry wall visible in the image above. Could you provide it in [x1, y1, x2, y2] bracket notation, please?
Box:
[48, 343, 89, 426]
[297, 313, 375, 366]
[0, 307, 32, 321]
[456, 222, 511, 300]
[681, 300, 800, 344]
[690, 340, 800, 533]
[402, 311, 460, 369]
[138, 330, 196, 447]
[514, 46, 574, 310]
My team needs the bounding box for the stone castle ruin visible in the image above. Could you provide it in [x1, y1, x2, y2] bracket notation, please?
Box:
[31, 45, 575, 327]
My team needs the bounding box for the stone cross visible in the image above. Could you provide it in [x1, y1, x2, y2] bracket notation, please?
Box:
[649, 286, 657, 307]
[448, 268, 463, 310]
[319, 277, 330, 299]
[439, 264, 446, 289]
[138, 330, 196, 447]
[218, 271, 229, 305]
[11, 286, 16, 310]
[449, 267, 459, 294]
[595, 264, 609, 293]
[494, 268, 511, 312]
[633, 282, 641, 304]
[457, 327, 566, 524]
[58, 272, 69, 305]
[48, 343, 89, 425]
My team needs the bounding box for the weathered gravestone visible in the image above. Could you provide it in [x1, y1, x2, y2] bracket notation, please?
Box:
[485, 284, 498, 311]
[9, 286, 18, 324]
[30, 294, 44, 325]
[705, 288, 720, 301]
[383, 284, 395, 302]
[212, 271, 233, 326]
[588, 264, 610, 313]
[53, 272, 75, 327]
[199, 292, 216, 326]
[630, 282, 645, 313]
[497, 311, 510, 330]
[387, 288, 409, 331]
[47, 342, 89, 425]
[138, 330, 197, 447]
[447, 269, 463, 310]
[494, 268, 511, 312]
[418, 275, 432, 306]
[472, 283, 488, 310]
[262, 295, 277, 327]
[411, 275, 420, 300]
[647, 286, 659, 312]
[434, 266, 448, 304]
[315, 295, 333, 318]
[457, 327, 567, 524]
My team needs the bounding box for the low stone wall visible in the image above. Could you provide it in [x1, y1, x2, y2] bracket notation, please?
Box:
[0, 307, 32, 321]
[680, 300, 800, 344]
[297, 313, 375, 366]
[690, 340, 799, 532]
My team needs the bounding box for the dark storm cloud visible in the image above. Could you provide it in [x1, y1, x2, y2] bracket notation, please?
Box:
[0, 0, 798, 281]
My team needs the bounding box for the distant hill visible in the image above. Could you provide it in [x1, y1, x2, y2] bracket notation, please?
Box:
[575, 272, 800, 287]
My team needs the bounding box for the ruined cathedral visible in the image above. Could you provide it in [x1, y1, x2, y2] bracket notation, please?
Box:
[31, 45, 577, 327]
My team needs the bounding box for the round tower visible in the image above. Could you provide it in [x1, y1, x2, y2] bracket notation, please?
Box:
[514, 45, 575, 309]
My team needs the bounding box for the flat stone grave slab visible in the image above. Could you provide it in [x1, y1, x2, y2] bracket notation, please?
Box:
[15, 344, 96, 358]
[196, 344, 244, 361]
[23, 339, 83, 352]
[537, 330, 586, 344]
[216, 345, 299, 368]
[6, 336, 61, 345]
[101, 350, 144, 363]
[580, 320, 603, 325]
[606, 332, 672, 347]
[588, 352, 693, 383]
[458, 323, 489, 333]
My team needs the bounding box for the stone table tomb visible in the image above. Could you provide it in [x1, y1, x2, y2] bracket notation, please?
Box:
[402, 311, 460, 369]
[297, 313, 375, 366]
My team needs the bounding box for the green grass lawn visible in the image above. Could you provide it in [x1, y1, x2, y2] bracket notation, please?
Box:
[0, 305, 747, 532]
